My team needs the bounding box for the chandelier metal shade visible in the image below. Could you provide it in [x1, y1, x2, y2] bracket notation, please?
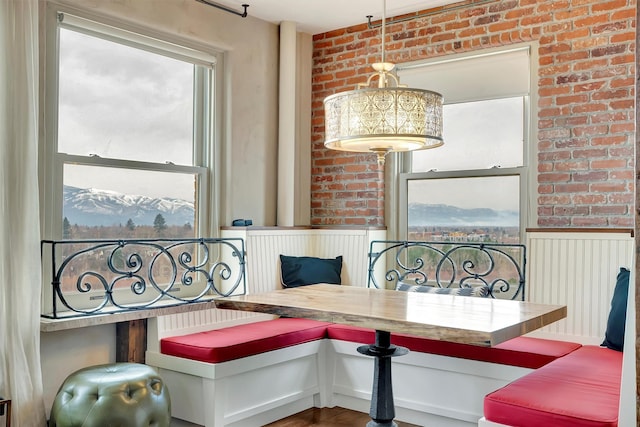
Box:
[323, 1, 444, 165]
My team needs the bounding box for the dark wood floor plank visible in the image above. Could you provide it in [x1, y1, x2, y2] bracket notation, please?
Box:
[264, 407, 420, 427]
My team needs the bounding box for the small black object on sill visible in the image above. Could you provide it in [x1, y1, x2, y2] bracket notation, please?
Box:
[232, 219, 253, 226]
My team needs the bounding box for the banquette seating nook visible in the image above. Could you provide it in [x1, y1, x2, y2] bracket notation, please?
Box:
[140, 227, 634, 427]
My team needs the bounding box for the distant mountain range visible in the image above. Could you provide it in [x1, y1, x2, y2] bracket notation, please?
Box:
[408, 203, 518, 227]
[63, 186, 516, 228]
[63, 186, 194, 227]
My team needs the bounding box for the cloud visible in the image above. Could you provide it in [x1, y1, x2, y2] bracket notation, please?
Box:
[57, 28, 202, 199]
[58, 29, 194, 165]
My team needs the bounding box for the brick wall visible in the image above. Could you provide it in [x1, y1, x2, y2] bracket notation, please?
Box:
[311, 0, 636, 228]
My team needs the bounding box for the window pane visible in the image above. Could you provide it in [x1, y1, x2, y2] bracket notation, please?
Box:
[412, 97, 524, 172]
[407, 176, 520, 243]
[57, 28, 194, 164]
[63, 164, 197, 239]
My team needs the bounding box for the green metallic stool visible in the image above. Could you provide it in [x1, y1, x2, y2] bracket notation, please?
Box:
[49, 363, 171, 427]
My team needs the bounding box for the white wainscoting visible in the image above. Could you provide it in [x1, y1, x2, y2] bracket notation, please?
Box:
[525, 229, 634, 345]
[228, 227, 385, 291]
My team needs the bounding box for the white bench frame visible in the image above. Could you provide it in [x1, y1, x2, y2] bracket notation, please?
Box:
[145, 228, 634, 427]
[147, 340, 328, 427]
[146, 334, 535, 427]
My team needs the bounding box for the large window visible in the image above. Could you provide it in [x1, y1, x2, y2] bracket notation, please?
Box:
[43, 10, 217, 241]
[41, 8, 220, 311]
[398, 46, 533, 243]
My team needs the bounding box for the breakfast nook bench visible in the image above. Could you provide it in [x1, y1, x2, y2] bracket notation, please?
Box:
[481, 345, 623, 427]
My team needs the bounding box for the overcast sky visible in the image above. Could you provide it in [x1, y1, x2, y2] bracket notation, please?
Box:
[58, 28, 194, 200]
[408, 175, 520, 211]
[410, 97, 523, 211]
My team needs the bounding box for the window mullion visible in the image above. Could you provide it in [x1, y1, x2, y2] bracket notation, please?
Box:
[58, 153, 206, 175]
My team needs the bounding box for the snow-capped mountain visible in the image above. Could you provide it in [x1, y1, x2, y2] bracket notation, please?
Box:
[63, 186, 194, 227]
[408, 203, 518, 227]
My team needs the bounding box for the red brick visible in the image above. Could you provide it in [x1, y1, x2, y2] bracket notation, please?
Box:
[610, 100, 634, 109]
[590, 159, 628, 169]
[556, 94, 589, 105]
[591, 89, 629, 101]
[592, 65, 630, 79]
[556, 116, 588, 126]
[572, 217, 608, 227]
[538, 163, 553, 173]
[538, 185, 554, 194]
[538, 195, 572, 204]
[539, 151, 572, 161]
[572, 148, 608, 158]
[555, 183, 589, 193]
[309, 0, 635, 227]
[591, 183, 628, 192]
[573, 81, 607, 92]
[610, 123, 635, 133]
[609, 147, 634, 158]
[539, 173, 571, 182]
[538, 217, 571, 227]
[538, 207, 554, 218]
[574, 14, 610, 28]
[554, 160, 589, 171]
[610, 170, 634, 180]
[611, 8, 636, 20]
[573, 58, 608, 71]
[572, 194, 607, 205]
[591, 135, 628, 146]
[573, 171, 609, 182]
[609, 193, 635, 204]
[538, 128, 571, 139]
[592, 0, 629, 13]
[572, 125, 608, 137]
[554, 7, 589, 21]
[554, 206, 590, 216]
[611, 54, 635, 66]
[610, 217, 634, 227]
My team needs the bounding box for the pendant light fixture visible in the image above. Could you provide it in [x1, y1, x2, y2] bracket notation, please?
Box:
[323, 0, 444, 165]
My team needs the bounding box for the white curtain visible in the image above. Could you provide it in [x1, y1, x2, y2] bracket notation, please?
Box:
[0, 0, 47, 425]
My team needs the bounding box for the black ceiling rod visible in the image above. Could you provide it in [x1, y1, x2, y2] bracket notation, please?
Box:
[195, 0, 249, 18]
[367, 0, 495, 29]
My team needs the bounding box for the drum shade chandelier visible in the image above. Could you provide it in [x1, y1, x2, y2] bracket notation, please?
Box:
[323, 0, 444, 165]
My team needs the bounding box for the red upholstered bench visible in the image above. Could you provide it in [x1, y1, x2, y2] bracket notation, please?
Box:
[484, 345, 623, 427]
[160, 318, 331, 363]
[326, 324, 581, 369]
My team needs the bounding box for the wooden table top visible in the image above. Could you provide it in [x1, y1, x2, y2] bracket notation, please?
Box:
[214, 284, 567, 347]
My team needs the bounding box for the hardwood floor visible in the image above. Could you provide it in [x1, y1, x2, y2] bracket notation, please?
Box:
[263, 407, 420, 427]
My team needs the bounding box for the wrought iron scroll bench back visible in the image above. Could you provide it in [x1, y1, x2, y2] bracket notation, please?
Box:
[41, 238, 247, 319]
[367, 240, 526, 300]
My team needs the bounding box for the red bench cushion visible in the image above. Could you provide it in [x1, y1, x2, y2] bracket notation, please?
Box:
[326, 324, 581, 369]
[484, 345, 622, 427]
[161, 318, 331, 363]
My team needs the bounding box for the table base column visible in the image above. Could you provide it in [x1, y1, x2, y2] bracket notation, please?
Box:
[357, 330, 408, 427]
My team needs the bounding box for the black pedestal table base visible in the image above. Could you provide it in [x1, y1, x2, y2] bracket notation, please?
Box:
[357, 329, 409, 427]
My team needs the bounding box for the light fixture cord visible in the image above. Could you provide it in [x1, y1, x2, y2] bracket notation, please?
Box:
[381, 0, 386, 63]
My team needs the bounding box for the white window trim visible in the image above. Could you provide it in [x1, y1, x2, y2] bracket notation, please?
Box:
[392, 43, 538, 241]
[40, 3, 224, 313]
[42, 2, 221, 240]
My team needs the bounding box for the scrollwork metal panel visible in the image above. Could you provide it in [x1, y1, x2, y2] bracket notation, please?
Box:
[41, 238, 246, 319]
[367, 240, 526, 300]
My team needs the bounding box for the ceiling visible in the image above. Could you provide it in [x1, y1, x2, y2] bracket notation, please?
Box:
[206, 0, 462, 34]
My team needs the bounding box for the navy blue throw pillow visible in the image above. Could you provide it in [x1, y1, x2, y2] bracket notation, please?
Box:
[601, 267, 630, 352]
[280, 255, 342, 288]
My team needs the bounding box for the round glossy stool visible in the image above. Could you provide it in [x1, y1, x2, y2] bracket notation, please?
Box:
[49, 363, 170, 427]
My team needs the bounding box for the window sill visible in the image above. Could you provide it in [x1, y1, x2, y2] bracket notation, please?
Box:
[40, 299, 218, 332]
